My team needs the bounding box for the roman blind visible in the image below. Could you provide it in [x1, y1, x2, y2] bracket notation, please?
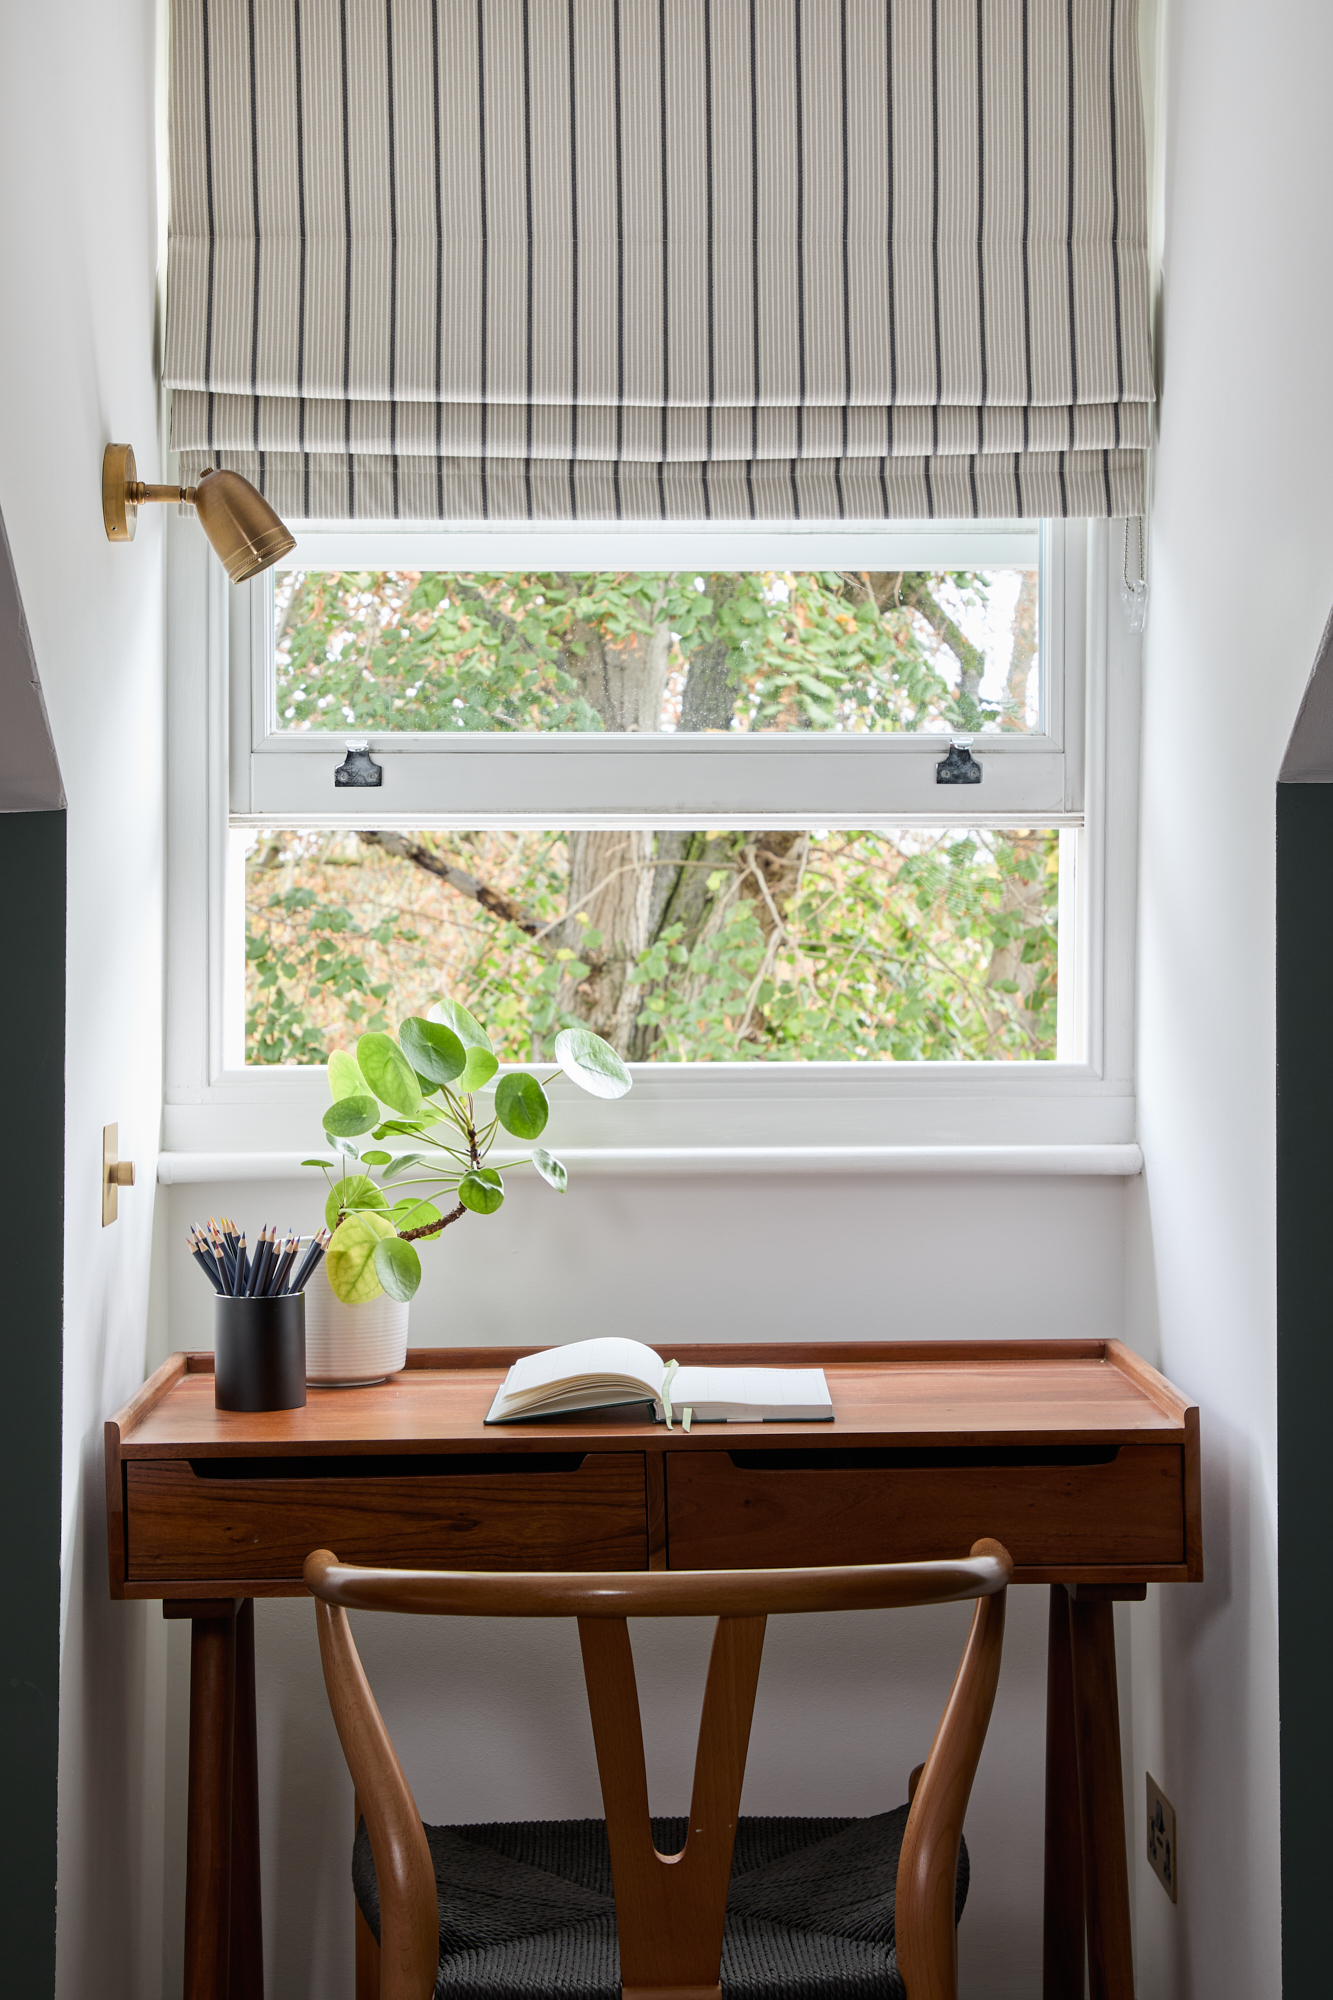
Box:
[164, 0, 1153, 523]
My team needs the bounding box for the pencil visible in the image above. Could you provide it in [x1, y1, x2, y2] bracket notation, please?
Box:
[288, 1229, 328, 1296]
[249, 1226, 272, 1298]
[188, 1231, 225, 1293]
[270, 1231, 298, 1298]
[232, 1233, 247, 1297]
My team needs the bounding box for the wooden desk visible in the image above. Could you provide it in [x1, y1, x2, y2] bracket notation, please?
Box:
[107, 1339, 1201, 2000]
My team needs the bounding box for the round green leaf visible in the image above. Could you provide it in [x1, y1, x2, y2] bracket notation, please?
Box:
[374, 1235, 422, 1303]
[355, 1032, 423, 1117]
[458, 1167, 505, 1215]
[553, 1027, 633, 1100]
[361, 1150, 391, 1166]
[399, 1016, 467, 1090]
[430, 996, 494, 1056]
[430, 998, 497, 1093]
[326, 1211, 395, 1304]
[531, 1148, 568, 1193]
[323, 1094, 381, 1138]
[327, 1049, 367, 1101]
[495, 1072, 550, 1140]
[457, 1045, 499, 1094]
[388, 1197, 442, 1232]
[324, 1173, 390, 1234]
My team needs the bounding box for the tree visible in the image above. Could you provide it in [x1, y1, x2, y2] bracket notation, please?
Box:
[249, 569, 1056, 1065]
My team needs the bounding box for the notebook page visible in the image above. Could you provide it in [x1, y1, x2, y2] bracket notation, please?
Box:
[670, 1366, 832, 1415]
[502, 1337, 665, 1398]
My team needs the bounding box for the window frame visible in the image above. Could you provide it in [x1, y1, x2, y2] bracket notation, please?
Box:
[230, 521, 1075, 825]
[163, 513, 1138, 1160]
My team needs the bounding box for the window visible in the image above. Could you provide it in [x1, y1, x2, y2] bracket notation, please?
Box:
[229, 523, 1076, 823]
[164, 516, 1135, 1157]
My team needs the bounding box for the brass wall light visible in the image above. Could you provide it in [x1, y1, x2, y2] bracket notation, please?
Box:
[102, 443, 295, 582]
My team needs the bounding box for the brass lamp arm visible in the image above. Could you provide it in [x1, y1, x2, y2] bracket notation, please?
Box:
[129, 481, 198, 508]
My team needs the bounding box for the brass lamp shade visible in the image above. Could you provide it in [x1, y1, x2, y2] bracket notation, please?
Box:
[101, 444, 295, 581]
[193, 467, 296, 582]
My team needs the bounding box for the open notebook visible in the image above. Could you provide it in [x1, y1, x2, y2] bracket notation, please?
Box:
[484, 1337, 833, 1426]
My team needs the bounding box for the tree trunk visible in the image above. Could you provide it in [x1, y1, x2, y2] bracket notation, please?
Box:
[1003, 570, 1039, 730]
[983, 831, 1048, 1049]
[558, 830, 657, 1048]
[562, 621, 672, 733]
[680, 575, 743, 731]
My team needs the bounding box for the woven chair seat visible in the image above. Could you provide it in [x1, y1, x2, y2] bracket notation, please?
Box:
[352, 1809, 969, 2000]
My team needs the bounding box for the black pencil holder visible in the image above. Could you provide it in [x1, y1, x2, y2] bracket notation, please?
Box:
[214, 1294, 308, 1412]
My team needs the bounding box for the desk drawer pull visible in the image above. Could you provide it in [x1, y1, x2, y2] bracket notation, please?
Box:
[726, 1446, 1121, 1471]
[187, 1452, 586, 1481]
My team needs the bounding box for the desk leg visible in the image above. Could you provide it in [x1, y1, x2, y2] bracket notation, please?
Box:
[1043, 1587, 1085, 1999]
[1068, 1593, 1135, 2000]
[230, 1600, 265, 1998]
[184, 1605, 238, 2000]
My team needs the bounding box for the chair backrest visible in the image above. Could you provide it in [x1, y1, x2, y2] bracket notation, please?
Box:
[304, 1543, 1012, 2000]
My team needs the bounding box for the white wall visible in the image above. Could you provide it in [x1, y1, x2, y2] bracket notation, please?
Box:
[0, 3, 169, 1995]
[160, 1168, 1129, 2000]
[1126, 0, 1333, 1991]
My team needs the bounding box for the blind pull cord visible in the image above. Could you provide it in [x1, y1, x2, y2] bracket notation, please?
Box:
[1121, 517, 1148, 635]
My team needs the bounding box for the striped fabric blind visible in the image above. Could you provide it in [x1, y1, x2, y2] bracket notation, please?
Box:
[165, 0, 1153, 523]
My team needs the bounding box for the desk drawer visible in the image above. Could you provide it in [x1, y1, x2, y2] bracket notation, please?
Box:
[125, 1451, 648, 1582]
[665, 1445, 1185, 1572]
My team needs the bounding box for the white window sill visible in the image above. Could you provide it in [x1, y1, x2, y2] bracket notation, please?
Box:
[157, 1143, 1142, 1183]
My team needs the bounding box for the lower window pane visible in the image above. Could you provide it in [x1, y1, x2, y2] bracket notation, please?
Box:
[243, 827, 1059, 1065]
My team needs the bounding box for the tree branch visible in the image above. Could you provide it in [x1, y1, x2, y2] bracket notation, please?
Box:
[358, 831, 546, 936]
[447, 578, 569, 675]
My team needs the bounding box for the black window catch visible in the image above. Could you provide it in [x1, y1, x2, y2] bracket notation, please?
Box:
[935, 740, 982, 785]
[335, 740, 382, 788]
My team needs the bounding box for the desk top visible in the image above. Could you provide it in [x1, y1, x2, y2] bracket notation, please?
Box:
[110, 1339, 1194, 1457]
[106, 1342, 1202, 1597]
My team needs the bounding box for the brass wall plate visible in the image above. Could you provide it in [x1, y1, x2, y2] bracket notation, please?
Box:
[102, 1123, 135, 1225]
[102, 443, 138, 542]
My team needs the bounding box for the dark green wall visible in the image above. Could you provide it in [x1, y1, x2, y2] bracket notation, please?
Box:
[0, 809, 65, 1994]
[1276, 781, 1333, 1998]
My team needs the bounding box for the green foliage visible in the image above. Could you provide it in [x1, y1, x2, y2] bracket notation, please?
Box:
[249, 825, 1059, 1070]
[250, 568, 1054, 1076]
[246, 878, 395, 1063]
[625, 831, 1058, 1063]
[494, 1072, 550, 1139]
[310, 1005, 632, 1302]
[325, 1210, 396, 1304]
[272, 567, 1021, 738]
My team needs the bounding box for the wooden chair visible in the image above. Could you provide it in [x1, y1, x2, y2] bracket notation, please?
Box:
[303, 1541, 1012, 2000]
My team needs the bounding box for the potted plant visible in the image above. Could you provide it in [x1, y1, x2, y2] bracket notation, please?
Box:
[302, 998, 631, 1383]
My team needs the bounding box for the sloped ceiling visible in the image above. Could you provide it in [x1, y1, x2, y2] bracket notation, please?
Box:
[0, 504, 64, 811]
[1281, 607, 1333, 783]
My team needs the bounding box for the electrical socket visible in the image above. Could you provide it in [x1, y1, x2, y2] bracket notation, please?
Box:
[1146, 1773, 1177, 1902]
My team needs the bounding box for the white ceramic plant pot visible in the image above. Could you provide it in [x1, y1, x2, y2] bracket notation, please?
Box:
[303, 1261, 410, 1387]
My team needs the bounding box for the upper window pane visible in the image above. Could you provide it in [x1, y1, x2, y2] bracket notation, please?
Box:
[271, 566, 1040, 738]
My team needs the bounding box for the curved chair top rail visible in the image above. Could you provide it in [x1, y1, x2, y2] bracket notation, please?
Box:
[303, 1540, 1013, 1619]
